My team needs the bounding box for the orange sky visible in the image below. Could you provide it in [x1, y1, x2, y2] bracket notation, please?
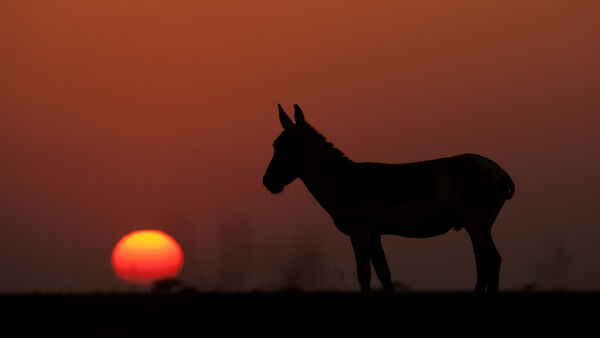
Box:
[1, 1, 599, 292]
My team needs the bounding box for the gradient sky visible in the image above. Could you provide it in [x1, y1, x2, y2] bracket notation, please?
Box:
[1, 1, 599, 292]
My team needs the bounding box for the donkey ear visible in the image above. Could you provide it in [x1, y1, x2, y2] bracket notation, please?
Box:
[278, 104, 294, 130]
[293, 104, 305, 124]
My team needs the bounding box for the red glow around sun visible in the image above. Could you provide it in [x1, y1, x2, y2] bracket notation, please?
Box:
[111, 230, 183, 285]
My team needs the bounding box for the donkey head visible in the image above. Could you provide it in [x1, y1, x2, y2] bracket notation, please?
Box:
[263, 104, 306, 193]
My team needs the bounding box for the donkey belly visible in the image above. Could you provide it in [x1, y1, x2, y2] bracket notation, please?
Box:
[356, 159, 464, 238]
[368, 202, 459, 238]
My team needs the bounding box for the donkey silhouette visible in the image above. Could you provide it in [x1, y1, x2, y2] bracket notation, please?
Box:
[263, 105, 514, 296]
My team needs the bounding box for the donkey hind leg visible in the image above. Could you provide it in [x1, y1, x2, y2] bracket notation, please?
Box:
[485, 238, 501, 294]
[468, 230, 502, 295]
[370, 235, 394, 295]
[470, 237, 487, 296]
[468, 199, 505, 295]
[351, 234, 371, 294]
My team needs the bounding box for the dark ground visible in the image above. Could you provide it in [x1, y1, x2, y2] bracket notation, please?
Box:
[0, 291, 597, 337]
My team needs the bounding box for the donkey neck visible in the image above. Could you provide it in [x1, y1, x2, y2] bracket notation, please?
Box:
[298, 140, 355, 221]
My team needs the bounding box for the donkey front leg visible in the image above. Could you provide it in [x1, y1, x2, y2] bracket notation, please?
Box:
[370, 235, 394, 295]
[351, 233, 371, 294]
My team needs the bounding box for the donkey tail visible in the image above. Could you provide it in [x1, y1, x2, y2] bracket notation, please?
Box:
[504, 171, 515, 200]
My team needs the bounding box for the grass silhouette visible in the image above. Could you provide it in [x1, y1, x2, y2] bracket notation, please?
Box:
[1, 291, 596, 337]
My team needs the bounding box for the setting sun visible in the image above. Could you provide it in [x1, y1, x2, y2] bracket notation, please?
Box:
[111, 230, 184, 285]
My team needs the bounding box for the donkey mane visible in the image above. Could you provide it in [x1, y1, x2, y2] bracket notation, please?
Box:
[304, 122, 354, 166]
